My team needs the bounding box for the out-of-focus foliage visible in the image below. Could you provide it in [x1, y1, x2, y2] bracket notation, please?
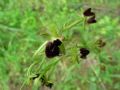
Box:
[0, 0, 120, 90]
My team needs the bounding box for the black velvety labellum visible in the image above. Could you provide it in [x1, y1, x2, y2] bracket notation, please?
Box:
[80, 48, 90, 59]
[83, 8, 95, 16]
[87, 15, 97, 24]
[45, 39, 62, 58]
[53, 39, 62, 46]
[83, 8, 97, 24]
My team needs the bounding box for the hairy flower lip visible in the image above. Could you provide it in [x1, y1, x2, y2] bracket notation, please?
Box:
[53, 39, 62, 46]
[83, 8, 97, 24]
[87, 15, 97, 24]
[83, 8, 95, 17]
[45, 39, 62, 58]
[80, 48, 90, 59]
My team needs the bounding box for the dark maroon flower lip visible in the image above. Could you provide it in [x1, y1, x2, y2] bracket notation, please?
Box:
[87, 15, 97, 24]
[80, 48, 90, 59]
[45, 39, 62, 58]
[83, 8, 95, 17]
[83, 8, 97, 24]
[53, 39, 62, 46]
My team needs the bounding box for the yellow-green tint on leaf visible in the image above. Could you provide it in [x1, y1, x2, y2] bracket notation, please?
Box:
[59, 43, 66, 55]
[100, 29, 107, 34]
[33, 78, 41, 90]
[117, 32, 120, 37]
[49, 24, 60, 37]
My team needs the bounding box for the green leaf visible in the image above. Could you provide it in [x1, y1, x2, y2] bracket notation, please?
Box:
[59, 43, 66, 55]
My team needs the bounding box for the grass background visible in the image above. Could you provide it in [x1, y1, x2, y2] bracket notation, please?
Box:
[0, 0, 120, 90]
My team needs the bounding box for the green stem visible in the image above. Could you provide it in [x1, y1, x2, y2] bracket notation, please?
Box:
[33, 41, 47, 57]
[63, 19, 83, 30]
[80, 17, 88, 46]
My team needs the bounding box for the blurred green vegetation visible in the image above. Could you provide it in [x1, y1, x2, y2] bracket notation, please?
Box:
[0, 0, 120, 90]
